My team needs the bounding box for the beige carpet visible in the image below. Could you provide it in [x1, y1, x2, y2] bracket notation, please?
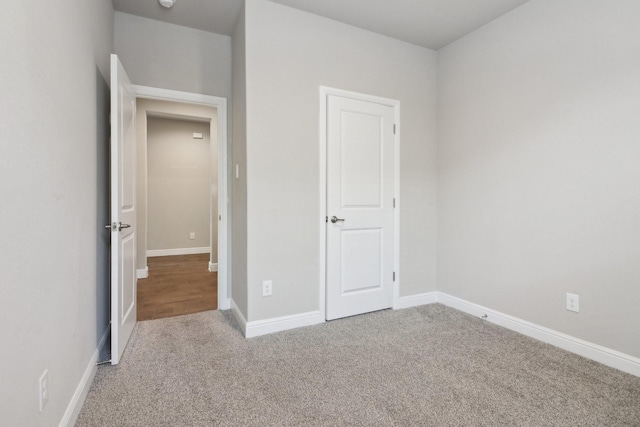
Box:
[76, 304, 640, 426]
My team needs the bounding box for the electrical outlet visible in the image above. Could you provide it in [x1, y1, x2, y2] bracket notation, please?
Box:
[189, 232, 195, 240]
[262, 280, 272, 297]
[39, 370, 48, 412]
[566, 293, 579, 313]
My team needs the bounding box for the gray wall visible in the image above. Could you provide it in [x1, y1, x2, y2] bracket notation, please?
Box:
[0, 0, 113, 424]
[438, 0, 640, 358]
[147, 117, 212, 252]
[136, 99, 218, 270]
[114, 11, 232, 99]
[243, 0, 438, 321]
[231, 3, 249, 317]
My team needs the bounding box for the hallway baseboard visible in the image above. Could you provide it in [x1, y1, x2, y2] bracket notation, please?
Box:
[136, 267, 149, 279]
[147, 247, 210, 257]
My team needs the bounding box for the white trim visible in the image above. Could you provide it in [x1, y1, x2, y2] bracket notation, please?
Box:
[392, 102, 401, 310]
[133, 85, 229, 313]
[231, 299, 247, 336]
[208, 262, 218, 272]
[245, 311, 325, 338]
[394, 292, 438, 310]
[133, 85, 221, 105]
[437, 293, 640, 378]
[58, 325, 111, 425]
[218, 298, 231, 311]
[147, 247, 210, 257]
[136, 266, 149, 279]
[319, 86, 400, 321]
[230, 287, 640, 377]
[58, 349, 98, 426]
[390, 291, 640, 377]
[318, 89, 328, 321]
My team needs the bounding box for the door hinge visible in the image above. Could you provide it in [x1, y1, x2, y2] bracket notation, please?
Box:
[393, 198, 396, 208]
[393, 124, 396, 134]
[393, 272, 396, 282]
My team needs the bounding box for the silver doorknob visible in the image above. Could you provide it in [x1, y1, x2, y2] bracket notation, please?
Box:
[105, 222, 131, 231]
[330, 216, 345, 223]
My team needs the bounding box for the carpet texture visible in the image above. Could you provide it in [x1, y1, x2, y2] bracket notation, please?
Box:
[76, 305, 640, 426]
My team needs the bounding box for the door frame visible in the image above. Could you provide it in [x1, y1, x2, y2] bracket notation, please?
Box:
[319, 86, 401, 319]
[134, 85, 231, 310]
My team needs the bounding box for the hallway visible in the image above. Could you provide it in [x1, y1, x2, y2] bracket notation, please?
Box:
[137, 254, 217, 321]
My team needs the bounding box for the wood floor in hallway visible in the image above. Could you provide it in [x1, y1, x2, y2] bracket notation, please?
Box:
[137, 253, 217, 321]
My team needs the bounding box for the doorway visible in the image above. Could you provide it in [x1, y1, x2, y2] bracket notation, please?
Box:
[134, 86, 230, 316]
[140, 113, 216, 320]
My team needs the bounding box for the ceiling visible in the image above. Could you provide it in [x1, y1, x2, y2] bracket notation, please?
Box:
[112, 0, 531, 50]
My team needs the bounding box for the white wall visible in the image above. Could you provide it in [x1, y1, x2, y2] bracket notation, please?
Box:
[243, 0, 438, 321]
[0, 0, 113, 424]
[438, 0, 640, 358]
[114, 12, 232, 99]
[231, 3, 249, 317]
[147, 117, 212, 252]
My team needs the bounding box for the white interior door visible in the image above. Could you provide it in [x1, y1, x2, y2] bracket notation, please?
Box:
[109, 54, 137, 364]
[326, 95, 395, 320]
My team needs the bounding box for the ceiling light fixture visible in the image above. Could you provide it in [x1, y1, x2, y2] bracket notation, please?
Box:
[159, 0, 176, 9]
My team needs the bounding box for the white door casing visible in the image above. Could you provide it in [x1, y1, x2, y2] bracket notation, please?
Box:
[325, 93, 396, 320]
[110, 54, 137, 365]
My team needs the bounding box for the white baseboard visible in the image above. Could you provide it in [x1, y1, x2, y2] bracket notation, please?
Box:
[59, 325, 110, 426]
[245, 310, 325, 338]
[436, 292, 640, 378]
[218, 297, 231, 311]
[395, 291, 438, 309]
[136, 266, 149, 279]
[147, 247, 210, 257]
[231, 299, 247, 336]
[58, 328, 109, 427]
[208, 262, 218, 272]
[229, 288, 640, 377]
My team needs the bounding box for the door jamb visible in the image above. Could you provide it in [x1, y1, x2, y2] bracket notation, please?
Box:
[318, 86, 401, 320]
[133, 85, 230, 310]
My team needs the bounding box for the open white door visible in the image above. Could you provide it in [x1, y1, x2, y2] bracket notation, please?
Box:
[326, 95, 395, 320]
[109, 54, 137, 364]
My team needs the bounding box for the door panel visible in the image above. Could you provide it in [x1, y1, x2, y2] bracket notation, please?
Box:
[326, 95, 395, 321]
[341, 229, 383, 293]
[341, 112, 383, 207]
[121, 233, 136, 321]
[110, 54, 137, 365]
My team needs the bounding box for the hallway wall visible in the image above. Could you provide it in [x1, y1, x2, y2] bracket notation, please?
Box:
[147, 117, 212, 253]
